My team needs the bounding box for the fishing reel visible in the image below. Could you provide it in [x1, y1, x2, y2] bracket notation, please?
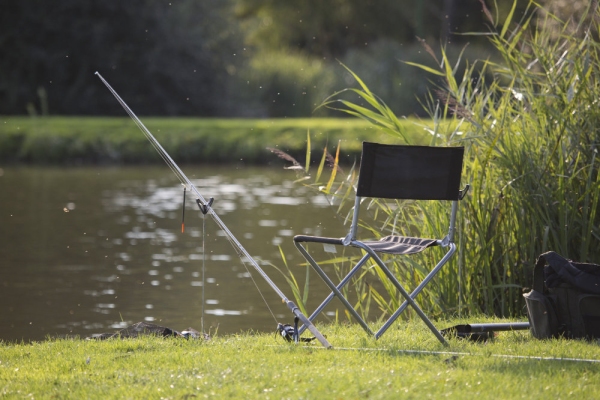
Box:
[275, 317, 318, 343]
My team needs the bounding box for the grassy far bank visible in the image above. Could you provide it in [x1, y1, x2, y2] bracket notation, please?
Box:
[1, 319, 599, 399]
[0, 116, 444, 165]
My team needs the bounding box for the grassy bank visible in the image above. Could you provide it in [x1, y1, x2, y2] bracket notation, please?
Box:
[1, 319, 599, 398]
[0, 117, 436, 165]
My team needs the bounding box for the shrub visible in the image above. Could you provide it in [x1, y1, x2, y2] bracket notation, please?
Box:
[240, 50, 339, 117]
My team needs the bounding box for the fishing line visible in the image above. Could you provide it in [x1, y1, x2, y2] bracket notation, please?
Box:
[94, 72, 331, 345]
[219, 231, 279, 323]
[181, 187, 186, 233]
[269, 345, 600, 364]
[194, 194, 278, 326]
[99, 69, 283, 299]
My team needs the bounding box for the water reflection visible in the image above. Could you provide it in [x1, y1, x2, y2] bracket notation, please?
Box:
[0, 166, 347, 342]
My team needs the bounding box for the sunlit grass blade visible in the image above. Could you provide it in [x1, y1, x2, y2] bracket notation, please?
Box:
[500, 0, 518, 39]
[314, 144, 328, 183]
[305, 130, 311, 173]
[325, 141, 341, 193]
[402, 61, 446, 76]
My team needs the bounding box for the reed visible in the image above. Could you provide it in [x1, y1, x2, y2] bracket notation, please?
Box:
[281, 1, 600, 321]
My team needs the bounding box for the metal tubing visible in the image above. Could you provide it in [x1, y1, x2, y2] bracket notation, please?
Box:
[463, 322, 530, 332]
[447, 201, 458, 243]
[353, 241, 448, 345]
[294, 242, 374, 335]
[375, 243, 456, 339]
[344, 196, 362, 245]
[297, 252, 371, 335]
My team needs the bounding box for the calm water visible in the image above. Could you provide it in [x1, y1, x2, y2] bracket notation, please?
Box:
[0, 166, 349, 342]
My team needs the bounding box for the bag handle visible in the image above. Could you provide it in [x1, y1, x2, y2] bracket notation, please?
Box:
[533, 251, 577, 292]
[541, 251, 600, 294]
[532, 254, 548, 292]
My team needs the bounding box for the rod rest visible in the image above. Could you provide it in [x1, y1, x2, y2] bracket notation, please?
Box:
[293, 235, 344, 245]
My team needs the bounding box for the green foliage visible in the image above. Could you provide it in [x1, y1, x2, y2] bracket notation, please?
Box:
[340, 40, 498, 117]
[267, 246, 311, 316]
[1, 320, 599, 398]
[231, 0, 532, 118]
[237, 39, 500, 118]
[282, 1, 600, 321]
[4, 0, 581, 119]
[235, 0, 498, 58]
[241, 50, 338, 117]
[436, 0, 600, 315]
[0, 1, 243, 116]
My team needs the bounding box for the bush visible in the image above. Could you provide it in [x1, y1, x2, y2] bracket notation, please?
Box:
[238, 42, 498, 119]
[339, 39, 497, 117]
[240, 50, 339, 117]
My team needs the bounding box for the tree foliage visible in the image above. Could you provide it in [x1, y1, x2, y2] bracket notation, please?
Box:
[0, 0, 580, 116]
[0, 0, 243, 116]
[234, 0, 494, 58]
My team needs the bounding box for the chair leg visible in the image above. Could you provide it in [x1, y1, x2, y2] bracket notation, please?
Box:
[293, 240, 451, 346]
[375, 244, 456, 339]
[354, 243, 448, 346]
[298, 253, 371, 336]
[294, 242, 374, 335]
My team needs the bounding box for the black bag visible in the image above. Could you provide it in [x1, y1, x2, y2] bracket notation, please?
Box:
[523, 251, 600, 339]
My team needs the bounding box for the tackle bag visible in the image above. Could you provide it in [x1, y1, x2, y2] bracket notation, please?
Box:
[523, 251, 600, 339]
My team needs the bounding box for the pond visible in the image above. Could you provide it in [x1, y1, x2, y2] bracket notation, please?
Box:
[0, 165, 350, 342]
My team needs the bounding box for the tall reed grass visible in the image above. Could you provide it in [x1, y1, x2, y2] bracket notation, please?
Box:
[281, 1, 600, 321]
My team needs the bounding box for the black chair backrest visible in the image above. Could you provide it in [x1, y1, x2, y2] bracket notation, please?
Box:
[356, 142, 464, 201]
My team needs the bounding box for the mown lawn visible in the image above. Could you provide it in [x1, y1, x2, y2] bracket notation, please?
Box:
[1, 319, 599, 399]
[0, 116, 447, 165]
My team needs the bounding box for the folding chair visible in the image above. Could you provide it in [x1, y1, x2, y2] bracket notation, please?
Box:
[293, 142, 468, 345]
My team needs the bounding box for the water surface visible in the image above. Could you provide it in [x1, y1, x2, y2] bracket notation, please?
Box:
[0, 166, 348, 342]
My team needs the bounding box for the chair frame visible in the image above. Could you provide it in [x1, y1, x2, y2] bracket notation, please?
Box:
[293, 142, 468, 345]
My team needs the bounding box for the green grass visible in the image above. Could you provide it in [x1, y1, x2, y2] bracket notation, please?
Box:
[0, 116, 442, 165]
[1, 319, 599, 398]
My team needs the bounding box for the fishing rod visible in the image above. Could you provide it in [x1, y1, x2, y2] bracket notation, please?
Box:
[95, 72, 331, 349]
